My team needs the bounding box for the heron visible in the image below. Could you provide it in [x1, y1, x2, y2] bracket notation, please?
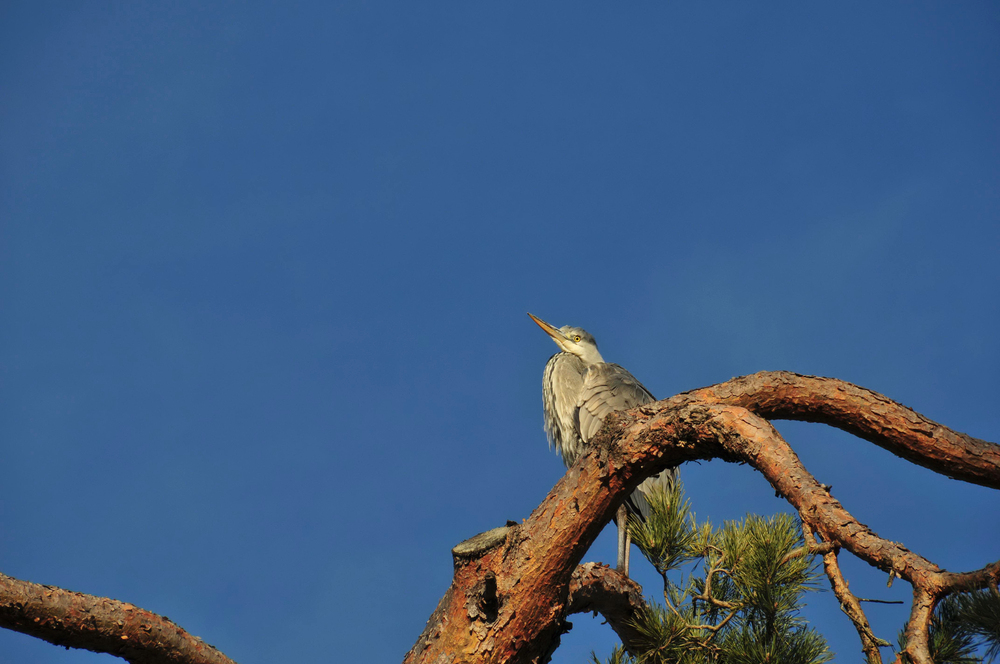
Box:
[528, 313, 678, 576]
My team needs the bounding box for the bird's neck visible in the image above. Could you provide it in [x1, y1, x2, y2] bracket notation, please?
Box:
[571, 348, 604, 366]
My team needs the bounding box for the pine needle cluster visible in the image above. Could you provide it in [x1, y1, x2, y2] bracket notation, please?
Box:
[593, 482, 1000, 664]
[595, 482, 831, 664]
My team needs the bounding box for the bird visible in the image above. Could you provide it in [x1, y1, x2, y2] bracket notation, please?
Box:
[528, 312, 678, 576]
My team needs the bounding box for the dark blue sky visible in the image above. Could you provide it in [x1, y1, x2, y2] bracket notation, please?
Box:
[2, 3, 998, 662]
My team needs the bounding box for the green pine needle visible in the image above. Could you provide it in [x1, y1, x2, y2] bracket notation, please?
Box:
[606, 484, 833, 664]
[628, 480, 698, 575]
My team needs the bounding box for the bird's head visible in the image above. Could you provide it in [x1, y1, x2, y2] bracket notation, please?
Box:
[528, 313, 605, 365]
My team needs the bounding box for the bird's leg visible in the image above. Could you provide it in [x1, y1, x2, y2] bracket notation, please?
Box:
[626, 529, 632, 575]
[616, 504, 629, 577]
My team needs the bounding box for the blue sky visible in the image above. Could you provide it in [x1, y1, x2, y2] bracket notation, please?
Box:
[1, 2, 998, 662]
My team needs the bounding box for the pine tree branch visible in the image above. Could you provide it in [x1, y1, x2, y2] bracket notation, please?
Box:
[693, 558, 736, 611]
[399, 372, 1000, 663]
[894, 588, 937, 664]
[3, 373, 992, 663]
[780, 541, 836, 565]
[696, 405, 998, 664]
[0, 572, 236, 664]
[661, 577, 684, 620]
[938, 560, 1000, 594]
[566, 563, 648, 654]
[686, 371, 1000, 490]
[686, 608, 739, 635]
[698, 406, 996, 590]
[801, 528, 886, 664]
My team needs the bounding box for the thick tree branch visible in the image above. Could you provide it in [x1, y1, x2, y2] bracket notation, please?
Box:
[694, 405, 998, 664]
[6, 373, 988, 664]
[403, 405, 708, 663]
[566, 563, 648, 653]
[405, 372, 999, 663]
[703, 406, 1000, 592]
[0, 572, 236, 664]
[896, 587, 937, 664]
[685, 371, 1000, 490]
[705, 407, 941, 585]
[405, 374, 999, 663]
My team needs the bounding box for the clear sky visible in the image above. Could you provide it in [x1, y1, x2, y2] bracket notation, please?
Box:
[1, 2, 998, 663]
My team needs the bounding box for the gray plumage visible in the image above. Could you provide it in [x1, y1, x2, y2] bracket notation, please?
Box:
[531, 315, 678, 525]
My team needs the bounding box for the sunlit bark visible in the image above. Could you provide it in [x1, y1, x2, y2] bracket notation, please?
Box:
[1, 372, 996, 664]
[405, 372, 999, 664]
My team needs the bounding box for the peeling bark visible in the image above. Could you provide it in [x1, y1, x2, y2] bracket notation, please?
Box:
[802, 527, 885, 664]
[566, 563, 648, 653]
[0, 572, 235, 664]
[2, 372, 996, 664]
[686, 371, 1000, 490]
[405, 372, 999, 664]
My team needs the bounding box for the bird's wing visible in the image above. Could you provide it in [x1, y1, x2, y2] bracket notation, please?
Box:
[575, 363, 655, 444]
[576, 363, 679, 522]
[543, 352, 587, 466]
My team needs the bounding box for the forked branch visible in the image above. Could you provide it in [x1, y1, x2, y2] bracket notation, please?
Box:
[687, 371, 1000, 490]
[1, 372, 995, 664]
[405, 371, 999, 664]
[802, 526, 886, 664]
[566, 563, 648, 652]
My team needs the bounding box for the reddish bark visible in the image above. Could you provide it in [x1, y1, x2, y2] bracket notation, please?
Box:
[686, 371, 1000, 490]
[405, 372, 1000, 664]
[802, 527, 885, 664]
[0, 572, 235, 664]
[566, 563, 647, 652]
[2, 372, 996, 664]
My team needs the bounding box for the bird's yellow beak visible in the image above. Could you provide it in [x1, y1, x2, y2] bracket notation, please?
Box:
[528, 313, 569, 344]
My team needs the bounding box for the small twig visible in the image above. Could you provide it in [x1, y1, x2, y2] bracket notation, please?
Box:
[660, 574, 685, 620]
[802, 526, 887, 664]
[857, 598, 904, 605]
[692, 555, 737, 611]
[780, 541, 836, 565]
[685, 607, 739, 635]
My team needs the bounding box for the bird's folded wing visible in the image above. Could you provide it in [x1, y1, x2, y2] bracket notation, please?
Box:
[575, 363, 655, 444]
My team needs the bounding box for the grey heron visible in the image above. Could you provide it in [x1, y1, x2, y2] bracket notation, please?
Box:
[528, 313, 678, 576]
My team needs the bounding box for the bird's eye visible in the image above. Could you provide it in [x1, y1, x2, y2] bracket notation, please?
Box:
[573, 335, 582, 342]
